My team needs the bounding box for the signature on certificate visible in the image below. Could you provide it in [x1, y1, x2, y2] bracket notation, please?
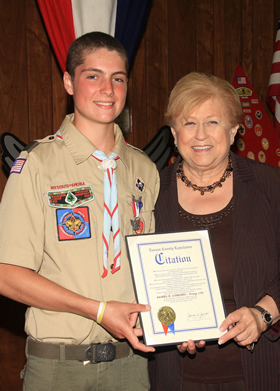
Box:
[187, 311, 211, 322]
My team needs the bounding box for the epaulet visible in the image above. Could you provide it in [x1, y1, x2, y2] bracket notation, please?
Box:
[22, 135, 57, 153]
[126, 143, 149, 157]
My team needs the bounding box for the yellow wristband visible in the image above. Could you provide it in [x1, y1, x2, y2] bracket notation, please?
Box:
[97, 301, 107, 324]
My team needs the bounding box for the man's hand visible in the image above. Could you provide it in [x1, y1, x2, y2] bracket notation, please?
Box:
[100, 300, 155, 353]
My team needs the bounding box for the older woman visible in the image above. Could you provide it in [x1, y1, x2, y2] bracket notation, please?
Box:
[148, 73, 280, 391]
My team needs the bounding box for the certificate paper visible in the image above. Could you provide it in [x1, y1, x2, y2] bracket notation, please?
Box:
[126, 230, 226, 346]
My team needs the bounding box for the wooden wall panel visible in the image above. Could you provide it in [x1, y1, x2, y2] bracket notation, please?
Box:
[196, 0, 214, 74]
[0, 1, 29, 197]
[224, 0, 242, 82]
[252, 1, 274, 118]
[125, 25, 148, 147]
[145, 0, 169, 146]
[167, 0, 197, 90]
[1, 0, 280, 389]
[214, 0, 226, 79]
[26, 0, 56, 141]
[241, 0, 253, 81]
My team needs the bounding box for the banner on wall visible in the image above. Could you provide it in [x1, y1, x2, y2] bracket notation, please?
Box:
[37, 0, 152, 72]
[267, 20, 280, 142]
[231, 64, 280, 168]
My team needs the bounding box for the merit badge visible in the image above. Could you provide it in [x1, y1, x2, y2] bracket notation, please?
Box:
[236, 138, 245, 152]
[247, 151, 255, 160]
[135, 177, 145, 193]
[254, 124, 262, 137]
[262, 138, 269, 150]
[238, 124, 246, 136]
[158, 306, 176, 335]
[48, 186, 94, 208]
[258, 151, 266, 163]
[244, 115, 253, 129]
[130, 195, 144, 234]
[10, 158, 26, 174]
[255, 110, 262, 120]
[56, 207, 91, 241]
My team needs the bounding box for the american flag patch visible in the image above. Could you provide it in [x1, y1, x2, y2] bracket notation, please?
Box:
[237, 76, 247, 85]
[10, 158, 26, 174]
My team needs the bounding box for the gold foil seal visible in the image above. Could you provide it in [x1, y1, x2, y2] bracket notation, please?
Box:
[158, 306, 176, 325]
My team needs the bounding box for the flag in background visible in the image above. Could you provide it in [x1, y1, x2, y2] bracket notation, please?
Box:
[232, 64, 280, 168]
[37, 0, 152, 73]
[267, 20, 280, 142]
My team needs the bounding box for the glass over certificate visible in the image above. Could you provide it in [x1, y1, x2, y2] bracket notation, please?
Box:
[126, 230, 227, 346]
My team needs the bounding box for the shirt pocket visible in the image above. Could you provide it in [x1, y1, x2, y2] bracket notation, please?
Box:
[44, 184, 97, 244]
[124, 192, 155, 235]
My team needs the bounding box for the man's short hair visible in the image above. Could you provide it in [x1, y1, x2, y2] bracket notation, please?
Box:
[66, 31, 129, 79]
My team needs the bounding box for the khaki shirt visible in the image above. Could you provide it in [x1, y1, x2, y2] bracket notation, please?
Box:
[0, 114, 159, 344]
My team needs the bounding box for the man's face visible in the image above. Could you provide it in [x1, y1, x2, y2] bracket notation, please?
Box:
[64, 48, 128, 128]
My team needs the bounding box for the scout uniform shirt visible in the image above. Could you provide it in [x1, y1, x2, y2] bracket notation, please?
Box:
[0, 114, 159, 345]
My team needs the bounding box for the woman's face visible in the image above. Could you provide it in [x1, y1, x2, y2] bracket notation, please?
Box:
[171, 97, 239, 172]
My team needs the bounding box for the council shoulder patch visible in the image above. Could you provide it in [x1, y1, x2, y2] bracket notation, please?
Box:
[56, 206, 91, 241]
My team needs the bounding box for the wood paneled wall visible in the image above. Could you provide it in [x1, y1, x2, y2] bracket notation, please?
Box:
[0, 0, 279, 389]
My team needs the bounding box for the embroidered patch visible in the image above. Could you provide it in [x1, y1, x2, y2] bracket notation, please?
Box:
[236, 87, 252, 97]
[56, 207, 91, 241]
[254, 124, 262, 137]
[48, 186, 94, 208]
[244, 115, 253, 129]
[135, 177, 145, 193]
[10, 158, 26, 174]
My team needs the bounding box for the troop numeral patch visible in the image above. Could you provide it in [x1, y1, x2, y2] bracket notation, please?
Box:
[56, 207, 91, 241]
[48, 186, 94, 208]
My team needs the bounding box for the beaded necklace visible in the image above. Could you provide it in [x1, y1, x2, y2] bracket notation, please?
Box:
[176, 154, 233, 196]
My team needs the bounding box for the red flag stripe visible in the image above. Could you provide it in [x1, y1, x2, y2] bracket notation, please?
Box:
[37, 0, 75, 72]
[267, 20, 280, 143]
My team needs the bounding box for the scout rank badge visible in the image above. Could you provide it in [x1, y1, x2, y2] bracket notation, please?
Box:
[131, 195, 144, 234]
[158, 306, 176, 335]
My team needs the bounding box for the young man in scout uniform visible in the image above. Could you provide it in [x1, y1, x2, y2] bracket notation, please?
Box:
[0, 32, 159, 390]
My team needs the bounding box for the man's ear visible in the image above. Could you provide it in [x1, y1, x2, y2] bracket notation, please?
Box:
[63, 72, 74, 95]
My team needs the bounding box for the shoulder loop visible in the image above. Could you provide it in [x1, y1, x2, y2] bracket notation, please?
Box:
[126, 143, 147, 156]
[22, 141, 39, 153]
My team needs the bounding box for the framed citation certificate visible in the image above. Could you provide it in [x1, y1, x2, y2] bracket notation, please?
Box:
[126, 230, 227, 346]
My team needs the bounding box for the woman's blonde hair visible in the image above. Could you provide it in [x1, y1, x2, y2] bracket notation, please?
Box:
[165, 72, 243, 127]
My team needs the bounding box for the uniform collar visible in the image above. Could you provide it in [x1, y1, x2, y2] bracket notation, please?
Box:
[59, 114, 129, 167]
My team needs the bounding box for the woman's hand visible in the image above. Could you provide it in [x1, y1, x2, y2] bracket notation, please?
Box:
[177, 340, 206, 354]
[218, 306, 265, 347]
